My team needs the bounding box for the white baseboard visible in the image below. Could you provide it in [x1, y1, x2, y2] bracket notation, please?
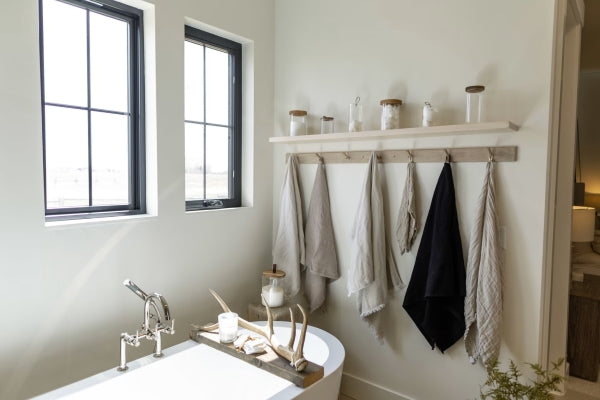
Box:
[340, 372, 415, 400]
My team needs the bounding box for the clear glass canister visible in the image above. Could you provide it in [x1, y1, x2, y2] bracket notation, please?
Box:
[261, 268, 285, 308]
[349, 97, 363, 132]
[320, 116, 334, 134]
[465, 85, 485, 123]
[380, 99, 402, 130]
[289, 110, 307, 136]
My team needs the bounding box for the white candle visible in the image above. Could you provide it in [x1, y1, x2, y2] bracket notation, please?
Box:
[218, 312, 238, 343]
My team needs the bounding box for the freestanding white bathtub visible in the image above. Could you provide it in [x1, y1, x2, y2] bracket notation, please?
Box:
[34, 321, 345, 400]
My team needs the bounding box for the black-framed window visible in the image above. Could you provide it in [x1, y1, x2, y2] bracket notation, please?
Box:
[184, 26, 242, 211]
[39, 0, 145, 220]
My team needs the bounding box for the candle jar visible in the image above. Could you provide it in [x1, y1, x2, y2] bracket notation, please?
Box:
[380, 99, 402, 130]
[349, 98, 363, 132]
[320, 116, 334, 134]
[465, 85, 485, 123]
[289, 110, 307, 136]
[261, 269, 286, 308]
[218, 312, 238, 343]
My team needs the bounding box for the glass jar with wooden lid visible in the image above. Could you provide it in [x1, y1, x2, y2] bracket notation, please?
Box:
[380, 99, 402, 130]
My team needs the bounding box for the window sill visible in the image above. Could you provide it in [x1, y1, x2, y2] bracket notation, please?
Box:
[185, 205, 251, 215]
[45, 213, 156, 228]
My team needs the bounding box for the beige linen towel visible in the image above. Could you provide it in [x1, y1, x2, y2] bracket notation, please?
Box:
[464, 160, 503, 365]
[348, 152, 403, 341]
[395, 161, 418, 254]
[273, 155, 305, 297]
[304, 159, 339, 312]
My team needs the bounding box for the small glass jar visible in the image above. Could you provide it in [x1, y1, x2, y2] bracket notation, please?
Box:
[289, 110, 307, 136]
[320, 116, 334, 134]
[261, 268, 286, 308]
[465, 85, 485, 123]
[349, 97, 363, 132]
[380, 99, 402, 130]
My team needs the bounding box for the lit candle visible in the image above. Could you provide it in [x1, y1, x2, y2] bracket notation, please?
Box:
[218, 312, 238, 343]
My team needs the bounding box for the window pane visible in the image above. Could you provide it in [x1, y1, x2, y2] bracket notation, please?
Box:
[45, 106, 89, 208]
[184, 41, 205, 122]
[185, 123, 205, 200]
[42, 0, 88, 106]
[205, 47, 229, 125]
[91, 112, 129, 205]
[206, 125, 229, 199]
[90, 12, 128, 112]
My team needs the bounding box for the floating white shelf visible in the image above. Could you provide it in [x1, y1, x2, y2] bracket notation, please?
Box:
[268, 121, 519, 144]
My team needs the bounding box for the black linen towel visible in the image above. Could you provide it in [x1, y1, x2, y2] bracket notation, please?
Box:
[402, 162, 466, 352]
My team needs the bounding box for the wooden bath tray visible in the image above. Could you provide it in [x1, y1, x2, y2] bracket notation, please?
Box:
[189, 328, 324, 388]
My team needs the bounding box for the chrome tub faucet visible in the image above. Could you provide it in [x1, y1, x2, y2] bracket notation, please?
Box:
[118, 279, 175, 371]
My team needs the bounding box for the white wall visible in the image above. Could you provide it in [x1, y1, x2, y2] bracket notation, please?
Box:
[0, 0, 274, 398]
[272, 1, 556, 399]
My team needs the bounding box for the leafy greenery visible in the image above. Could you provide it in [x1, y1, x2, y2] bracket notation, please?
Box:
[479, 358, 564, 400]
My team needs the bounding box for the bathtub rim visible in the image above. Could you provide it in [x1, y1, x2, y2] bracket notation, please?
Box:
[33, 321, 345, 400]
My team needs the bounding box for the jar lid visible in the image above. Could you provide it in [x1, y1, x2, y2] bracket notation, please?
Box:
[321, 116, 334, 121]
[465, 85, 485, 93]
[263, 270, 286, 278]
[289, 109, 307, 116]
[380, 99, 403, 105]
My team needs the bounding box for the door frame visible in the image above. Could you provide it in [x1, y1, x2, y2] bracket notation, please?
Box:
[541, 0, 584, 387]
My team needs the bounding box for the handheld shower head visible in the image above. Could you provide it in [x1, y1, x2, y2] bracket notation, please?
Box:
[123, 279, 149, 301]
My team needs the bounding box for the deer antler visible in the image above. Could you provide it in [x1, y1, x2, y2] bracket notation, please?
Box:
[201, 289, 308, 372]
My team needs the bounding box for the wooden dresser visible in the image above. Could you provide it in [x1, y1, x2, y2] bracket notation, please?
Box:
[568, 270, 600, 381]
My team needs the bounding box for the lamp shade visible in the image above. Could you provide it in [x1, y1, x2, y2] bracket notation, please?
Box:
[572, 206, 597, 242]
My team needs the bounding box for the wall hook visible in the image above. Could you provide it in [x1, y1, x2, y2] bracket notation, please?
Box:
[444, 149, 450, 163]
[343, 152, 351, 160]
[488, 148, 494, 162]
[407, 150, 414, 163]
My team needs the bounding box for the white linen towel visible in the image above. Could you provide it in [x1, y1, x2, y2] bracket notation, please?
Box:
[304, 159, 339, 312]
[395, 160, 418, 254]
[273, 155, 305, 297]
[464, 160, 503, 365]
[348, 152, 402, 341]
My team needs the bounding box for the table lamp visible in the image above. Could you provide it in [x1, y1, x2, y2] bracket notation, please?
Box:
[572, 206, 598, 264]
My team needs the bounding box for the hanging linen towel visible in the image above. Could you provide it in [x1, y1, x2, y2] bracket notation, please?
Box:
[304, 158, 339, 312]
[273, 155, 305, 297]
[464, 160, 502, 365]
[348, 152, 403, 341]
[395, 160, 418, 254]
[403, 162, 466, 352]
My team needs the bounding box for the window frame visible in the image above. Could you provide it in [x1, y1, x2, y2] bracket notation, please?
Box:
[184, 25, 242, 211]
[39, 0, 145, 221]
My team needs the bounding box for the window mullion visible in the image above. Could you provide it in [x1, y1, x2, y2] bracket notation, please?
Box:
[202, 44, 207, 200]
[86, 8, 93, 207]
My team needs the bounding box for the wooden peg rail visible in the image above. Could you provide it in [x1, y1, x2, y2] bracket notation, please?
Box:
[289, 146, 517, 164]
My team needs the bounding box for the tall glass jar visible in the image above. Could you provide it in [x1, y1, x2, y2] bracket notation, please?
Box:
[380, 99, 402, 130]
[320, 116, 334, 134]
[289, 110, 307, 136]
[349, 97, 363, 132]
[465, 85, 485, 123]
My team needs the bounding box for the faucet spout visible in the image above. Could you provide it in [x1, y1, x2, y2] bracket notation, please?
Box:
[143, 293, 171, 331]
[118, 280, 175, 371]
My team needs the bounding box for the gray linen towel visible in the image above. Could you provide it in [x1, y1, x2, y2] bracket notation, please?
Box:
[273, 155, 305, 297]
[395, 161, 418, 254]
[304, 159, 339, 312]
[348, 152, 402, 341]
[464, 160, 502, 365]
